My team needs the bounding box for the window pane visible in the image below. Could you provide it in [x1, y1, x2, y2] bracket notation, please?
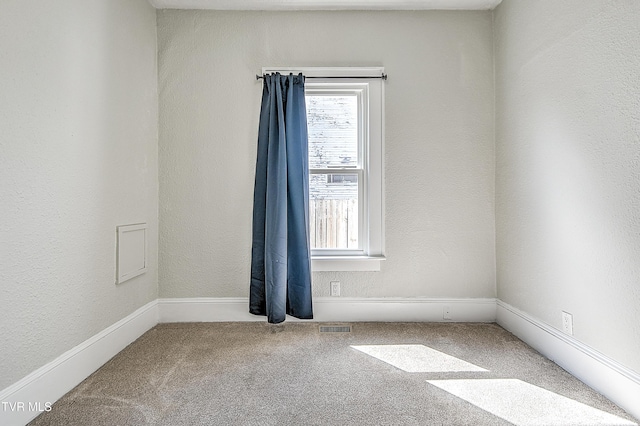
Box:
[309, 173, 358, 249]
[306, 95, 358, 169]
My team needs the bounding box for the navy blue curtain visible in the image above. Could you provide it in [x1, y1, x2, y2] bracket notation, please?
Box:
[249, 73, 313, 324]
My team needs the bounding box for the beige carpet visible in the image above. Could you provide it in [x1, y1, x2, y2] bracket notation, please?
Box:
[29, 322, 638, 425]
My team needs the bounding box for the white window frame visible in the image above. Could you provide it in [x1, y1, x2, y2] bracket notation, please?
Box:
[306, 85, 366, 256]
[263, 67, 385, 271]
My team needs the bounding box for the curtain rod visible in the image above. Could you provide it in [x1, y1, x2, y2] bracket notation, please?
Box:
[256, 74, 387, 81]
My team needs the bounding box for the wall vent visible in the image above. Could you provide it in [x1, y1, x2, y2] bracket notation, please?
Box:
[319, 325, 352, 333]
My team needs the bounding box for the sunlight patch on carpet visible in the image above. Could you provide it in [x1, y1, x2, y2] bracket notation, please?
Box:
[427, 379, 637, 426]
[350, 344, 488, 373]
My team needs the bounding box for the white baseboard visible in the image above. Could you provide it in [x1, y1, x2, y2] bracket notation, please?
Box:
[0, 300, 158, 426]
[158, 297, 497, 323]
[6, 297, 638, 425]
[496, 300, 640, 421]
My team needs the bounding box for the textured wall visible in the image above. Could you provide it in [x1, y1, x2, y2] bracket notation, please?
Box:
[158, 10, 495, 299]
[0, 0, 158, 389]
[495, 0, 640, 372]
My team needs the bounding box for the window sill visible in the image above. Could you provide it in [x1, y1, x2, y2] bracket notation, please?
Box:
[312, 256, 385, 272]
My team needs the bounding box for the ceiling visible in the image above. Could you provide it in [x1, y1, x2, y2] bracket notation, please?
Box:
[149, 0, 503, 11]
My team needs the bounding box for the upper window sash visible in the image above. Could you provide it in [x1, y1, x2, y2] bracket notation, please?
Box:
[305, 86, 366, 171]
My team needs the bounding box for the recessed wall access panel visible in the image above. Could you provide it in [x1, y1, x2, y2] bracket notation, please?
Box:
[116, 223, 147, 284]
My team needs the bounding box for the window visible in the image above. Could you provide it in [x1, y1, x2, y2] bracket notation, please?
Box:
[264, 67, 385, 271]
[307, 91, 361, 252]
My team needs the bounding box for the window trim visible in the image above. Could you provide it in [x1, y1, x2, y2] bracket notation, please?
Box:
[262, 67, 385, 271]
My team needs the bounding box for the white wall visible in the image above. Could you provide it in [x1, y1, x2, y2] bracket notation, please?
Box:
[0, 0, 159, 389]
[494, 0, 640, 373]
[157, 10, 496, 299]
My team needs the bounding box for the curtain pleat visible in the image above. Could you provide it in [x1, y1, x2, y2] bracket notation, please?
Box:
[250, 73, 313, 324]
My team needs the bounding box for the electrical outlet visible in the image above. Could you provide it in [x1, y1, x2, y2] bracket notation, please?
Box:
[330, 281, 340, 297]
[443, 306, 452, 320]
[562, 311, 573, 335]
